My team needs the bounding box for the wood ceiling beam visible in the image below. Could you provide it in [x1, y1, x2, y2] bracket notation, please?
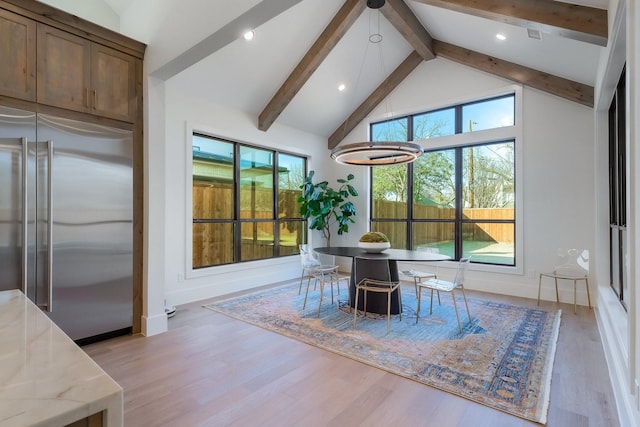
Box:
[328, 50, 423, 150]
[410, 0, 607, 46]
[433, 40, 594, 107]
[381, 0, 435, 60]
[258, 0, 366, 132]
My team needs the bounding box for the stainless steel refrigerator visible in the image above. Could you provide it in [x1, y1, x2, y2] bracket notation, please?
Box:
[0, 105, 133, 343]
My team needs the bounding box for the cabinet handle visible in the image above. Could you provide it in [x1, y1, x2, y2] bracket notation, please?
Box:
[85, 88, 90, 108]
[21, 137, 28, 297]
[93, 90, 97, 110]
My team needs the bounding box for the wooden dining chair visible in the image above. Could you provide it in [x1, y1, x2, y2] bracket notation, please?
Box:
[353, 257, 402, 334]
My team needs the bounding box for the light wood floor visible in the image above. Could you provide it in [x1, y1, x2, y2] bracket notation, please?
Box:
[83, 284, 620, 427]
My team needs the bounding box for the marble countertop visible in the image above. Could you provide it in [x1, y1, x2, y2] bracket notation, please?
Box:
[0, 289, 123, 427]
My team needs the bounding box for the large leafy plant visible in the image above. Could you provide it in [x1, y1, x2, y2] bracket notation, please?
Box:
[298, 171, 358, 246]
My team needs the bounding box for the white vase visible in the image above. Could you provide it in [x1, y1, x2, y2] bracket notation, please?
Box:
[358, 241, 391, 253]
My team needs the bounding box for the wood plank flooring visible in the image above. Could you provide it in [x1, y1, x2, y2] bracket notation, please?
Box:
[83, 284, 620, 427]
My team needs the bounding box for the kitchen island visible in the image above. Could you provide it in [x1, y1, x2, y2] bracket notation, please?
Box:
[0, 289, 123, 427]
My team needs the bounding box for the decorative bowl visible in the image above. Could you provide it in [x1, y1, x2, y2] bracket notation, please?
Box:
[358, 241, 391, 253]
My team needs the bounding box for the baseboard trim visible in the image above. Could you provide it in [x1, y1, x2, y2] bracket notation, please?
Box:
[595, 286, 638, 427]
[142, 312, 168, 337]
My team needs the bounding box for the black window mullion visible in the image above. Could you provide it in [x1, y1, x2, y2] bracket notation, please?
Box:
[272, 151, 280, 257]
[407, 162, 414, 249]
[454, 105, 463, 134]
[406, 116, 414, 249]
[454, 147, 463, 260]
[233, 143, 241, 263]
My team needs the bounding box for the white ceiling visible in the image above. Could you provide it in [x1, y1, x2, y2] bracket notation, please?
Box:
[102, 0, 608, 138]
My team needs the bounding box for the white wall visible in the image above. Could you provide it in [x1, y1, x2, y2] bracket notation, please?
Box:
[35, 0, 601, 357]
[161, 82, 333, 306]
[163, 57, 594, 309]
[37, 0, 119, 32]
[591, 0, 640, 424]
[329, 58, 595, 302]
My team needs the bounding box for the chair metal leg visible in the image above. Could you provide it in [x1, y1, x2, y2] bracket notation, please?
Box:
[585, 278, 592, 308]
[302, 277, 313, 309]
[537, 274, 543, 306]
[317, 280, 324, 317]
[429, 289, 434, 314]
[554, 277, 559, 302]
[363, 289, 368, 319]
[298, 271, 305, 295]
[573, 279, 577, 314]
[397, 286, 402, 322]
[353, 288, 360, 328]
[451, 290, 462, 333]
[416, 287, 422, 324]
[460, 286, 471, 322]
[386, 292, 391, 334]
[329, 279, 334, 304]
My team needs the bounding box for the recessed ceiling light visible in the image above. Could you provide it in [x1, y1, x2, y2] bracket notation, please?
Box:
[243, 30, 255, 41]
[527, 28, 542, 40]
[496, 33, 506, 41]
[338, 83, 346, 92]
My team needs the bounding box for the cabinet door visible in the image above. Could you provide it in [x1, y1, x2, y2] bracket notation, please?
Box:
[91, 44, 137, 122]
[37, 23, 91, 113]
[0, 9, 36, 101]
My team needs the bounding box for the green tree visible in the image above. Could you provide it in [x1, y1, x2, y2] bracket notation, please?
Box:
[463, 143, 514, 208]
[372, 114, 453, 205]
[298, 171, 358, 246]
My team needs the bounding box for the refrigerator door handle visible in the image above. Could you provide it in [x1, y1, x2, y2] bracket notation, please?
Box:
[21, 137, 28, 297]
[45, 139, 53, 312]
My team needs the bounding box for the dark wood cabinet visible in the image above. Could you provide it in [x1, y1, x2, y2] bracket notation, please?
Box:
[37, 24, 91, 114]
[37, 23, 137, 122]
[1, 0, 145, 337]
[91, 43, 138, 122]
[0, 8, 36, 101]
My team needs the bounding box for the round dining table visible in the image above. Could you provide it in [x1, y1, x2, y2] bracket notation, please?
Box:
[314, 246, 450, 314]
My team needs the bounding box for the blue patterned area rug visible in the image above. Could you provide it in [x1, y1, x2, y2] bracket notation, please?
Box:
[203, 281, 561, 424]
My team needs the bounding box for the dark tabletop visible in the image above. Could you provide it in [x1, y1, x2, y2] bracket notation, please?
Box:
[314, 246, 450, 261]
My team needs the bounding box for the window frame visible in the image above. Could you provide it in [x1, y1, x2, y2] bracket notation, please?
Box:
[188, 130, 308, 272]
[369, 87, 523, 274]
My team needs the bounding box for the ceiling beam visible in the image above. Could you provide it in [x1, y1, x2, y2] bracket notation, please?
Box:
[433, 40, 594, 107]
[258, 0, 366, 132]
[150, 0, 304, 80]
[381, 0, 435, 60]
[328, 50, 423, 149]
[410, 0, 607, 46]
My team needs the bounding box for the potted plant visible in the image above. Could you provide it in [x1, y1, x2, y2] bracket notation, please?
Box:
[298, 170, 357, 247]
[358, 231, 391, 252]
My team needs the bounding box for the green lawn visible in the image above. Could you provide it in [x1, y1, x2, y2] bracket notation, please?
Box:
[416, 240, 514, 265]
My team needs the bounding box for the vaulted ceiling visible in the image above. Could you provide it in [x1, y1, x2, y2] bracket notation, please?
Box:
[122, 0, 608, 149]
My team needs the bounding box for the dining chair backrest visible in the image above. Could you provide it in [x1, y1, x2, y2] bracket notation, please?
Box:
[553, 248, 589, 278]
[299, 244, 319, 267]
[452, 257, 471, 286]
[317, 253, 336, 266]
[354, 257, 392, 283]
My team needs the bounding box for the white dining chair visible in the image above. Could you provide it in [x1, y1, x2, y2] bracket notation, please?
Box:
[416, 257, 471, 333]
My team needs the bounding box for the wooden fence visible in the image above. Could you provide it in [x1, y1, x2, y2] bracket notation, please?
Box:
[192, 186, 513, 267]
[374, 200, 514, 244]
[192, 183, 302, 267]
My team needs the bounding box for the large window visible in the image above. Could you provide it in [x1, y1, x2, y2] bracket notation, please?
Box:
[192, 133, 306, 268]
[370, 94, 516, 266]
[609, 65, 627, 309]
